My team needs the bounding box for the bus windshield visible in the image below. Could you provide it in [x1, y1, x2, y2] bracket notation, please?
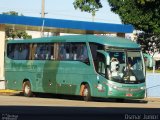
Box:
[108, 51, 145, 84]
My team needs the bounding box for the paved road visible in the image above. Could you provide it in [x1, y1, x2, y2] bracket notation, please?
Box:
[0, 94, 160, 120]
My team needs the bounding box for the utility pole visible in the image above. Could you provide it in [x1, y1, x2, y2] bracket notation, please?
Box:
[41, 0, 45, 37]
[41, 0, 48, 17]
[41, 0, 45, 18]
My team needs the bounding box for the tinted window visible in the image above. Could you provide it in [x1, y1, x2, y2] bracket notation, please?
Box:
[34, 43, 54, 60]
[7, 43, 54, 60]
[7, 44, 29, 60]
[57, 42, 89, 61]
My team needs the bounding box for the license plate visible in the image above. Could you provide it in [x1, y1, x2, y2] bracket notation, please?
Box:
[126, 93, 133, 97]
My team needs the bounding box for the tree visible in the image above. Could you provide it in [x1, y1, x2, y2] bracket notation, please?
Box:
[2, 11, 19, 16]
[73, 0, 102, 20]
[108, 0, 160, 34]
[3, 11, 32, 39]
[73, 0, 160, 34]
[137, 33, 160, 54]
[137, 0, 156, 4]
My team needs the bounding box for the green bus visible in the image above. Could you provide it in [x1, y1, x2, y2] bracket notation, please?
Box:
[5, 35, 146, 101]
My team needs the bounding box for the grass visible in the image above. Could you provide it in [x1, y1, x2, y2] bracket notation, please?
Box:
[146, 69, 160, 73]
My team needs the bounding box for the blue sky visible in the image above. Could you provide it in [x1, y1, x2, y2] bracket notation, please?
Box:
[0, 0, 121, 23]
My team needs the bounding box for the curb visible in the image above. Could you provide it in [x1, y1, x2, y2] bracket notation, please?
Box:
[0, 89, 16, 93]
[0, 89, 20, 95]
[145, 97, 160, 102]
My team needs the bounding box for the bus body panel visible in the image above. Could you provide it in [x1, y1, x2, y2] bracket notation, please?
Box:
[5, 35, 145, 100]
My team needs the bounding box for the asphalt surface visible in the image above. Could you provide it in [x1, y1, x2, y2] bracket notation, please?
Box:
[0, 93, 160, 120]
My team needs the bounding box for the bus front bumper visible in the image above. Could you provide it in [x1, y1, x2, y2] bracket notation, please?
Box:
[107, 87, 145, 99]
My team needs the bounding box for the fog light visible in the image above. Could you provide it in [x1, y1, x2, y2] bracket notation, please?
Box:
[140, 87, 145, 90]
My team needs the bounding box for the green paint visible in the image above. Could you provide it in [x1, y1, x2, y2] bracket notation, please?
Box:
[5, 35, 145, 99]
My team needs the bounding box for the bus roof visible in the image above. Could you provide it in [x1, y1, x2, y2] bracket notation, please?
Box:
[6, 35, 141, 49]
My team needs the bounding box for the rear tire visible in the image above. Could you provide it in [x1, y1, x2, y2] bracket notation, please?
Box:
[23, 81, 33, 97]
[81, 84, 92, 101]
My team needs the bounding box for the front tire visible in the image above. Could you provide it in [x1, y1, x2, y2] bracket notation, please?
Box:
[81, 84, 92, 101]
[23, 81, 33, 97]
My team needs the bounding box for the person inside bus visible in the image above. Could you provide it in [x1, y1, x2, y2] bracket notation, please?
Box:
[122, 57, 136, 81]
[77, 44, 88, 61]
[39, 45, 47, 60]
[124, 57, 134, 71]
[34, 44, 49, 60]
[110, 57, 119, 77]
[8, 45, 14, 59]
[59, 43, 66, 60]
[21, 44, 28, 60]
[45, 45, 51, 60]
[13, 45, 20, 60]
[35, 44, 41, 60]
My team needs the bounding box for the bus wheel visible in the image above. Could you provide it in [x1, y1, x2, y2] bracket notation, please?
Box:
[81, 84, 92, 101]
[23, 81, 33, 97]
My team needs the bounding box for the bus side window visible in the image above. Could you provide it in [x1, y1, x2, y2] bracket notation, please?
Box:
[35, 44, 40, 60]
[39, 45, 46, 60]
[20, 44, 29, 60]
[32, 44, 37, 60]
[50, 44, 54, 60]
[54, 43, 59, 60]
[77, 43, 88, 61]
[40, 44, 47, 60]
[66, 43, 75, 60]
[7, 44, 25, 60]
[58, 43, 66, 60]
[34, 43, 53, 60]
[71, 43, 78, 60]
[58, 42, 78, 61]
[56, 42, 89, 63]
[13, 44, 20, 60]
[7, 44, 14, 59]
[29, 44, 33, 60]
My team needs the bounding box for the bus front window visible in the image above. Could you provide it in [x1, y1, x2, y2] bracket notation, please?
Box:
[109, 52, 125, 82]
[124, 52, 145, 83]
[108, 51, 145, 84]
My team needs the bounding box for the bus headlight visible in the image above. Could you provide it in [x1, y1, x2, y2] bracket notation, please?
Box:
[113, 85, 117, 89]
[140, 87, 145, 90]
[106, 83, 118, 90]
